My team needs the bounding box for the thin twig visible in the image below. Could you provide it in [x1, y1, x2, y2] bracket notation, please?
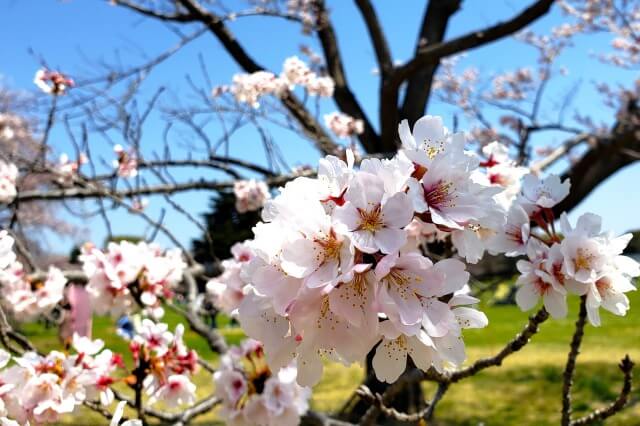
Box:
[561, 295, 588, 426]
[570, 356, 635, 426]
[356, 385, 430, 423]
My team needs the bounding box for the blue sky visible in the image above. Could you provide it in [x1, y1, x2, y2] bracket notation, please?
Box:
[1, 0, 639, 253]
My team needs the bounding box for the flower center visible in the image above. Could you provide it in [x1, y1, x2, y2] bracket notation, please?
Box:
[574, 248, 594, 271]
[421, 138, 445, 159]
[357, 205, 384, 232]
[424, 180, 456, 209]
[314, 230, 342, 262]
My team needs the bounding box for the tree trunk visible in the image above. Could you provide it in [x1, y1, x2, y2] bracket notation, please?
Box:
[338, 350, 425, 424]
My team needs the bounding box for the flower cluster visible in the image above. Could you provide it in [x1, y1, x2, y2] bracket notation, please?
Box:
[206, 241, 255, 314]
[0, 264, 66, 323]
[477, 141, 528, 210]
[0, 113, 30, 143]
[55, 153, 87, 186]
[514, 209, 639, 326]
[323, 112, 364, 139]
[491, 68, 535, 100]
[0, 161, 18, 204]
[231, 115, 518, 386]
[0, 233, 66, 322]
[34, 69, 74, 95]
[214, 339, 310, 426]
[0, 334, 123, 424]
[234, 179, 271, 214]
[215, 56, 334, 108]
[80, 240, 186, 318]
[287, 0, 317, 33]
[113, 144, 139, 178]
[129, 320, 198, 407]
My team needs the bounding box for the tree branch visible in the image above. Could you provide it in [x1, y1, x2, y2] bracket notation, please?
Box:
[562, 295, 588, 426]
[174, 0, 337, 154]
[447, 307, 550, 382]
[400, 0, 462, 126]
[353, 0, 393, 76]
[424, 382, 449, 421]
[314, 0, 380, 153]
[394, 0, 555, 83]
[554, 99, 640, 215]
[570, 356, 635, 426]
[112, 0, 197, 22]
[16, 169, 315, 202]
[356, 385, 430, 423]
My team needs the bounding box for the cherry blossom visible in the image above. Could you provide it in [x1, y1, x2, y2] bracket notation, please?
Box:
[479, 142, 529, 209]
[559, 213, 639, 325]
[34, 69, 74, 95]
[80, 240, 186, 317]
[0, 336, 123, 424]
[112, 144, 138, 178]
[324, 112, 364, 139]
[518, 173, 570, 214]
[206, 241, 255, 315]
[220, 56, 334, 108]
[214, 339, 311, 426]
[488, 204, 531, 257]
[0, 263, 66, 322]
[282, 56, 313, 87]
[0, 161, 18, 204]
[372, 321, 439, 383]
[305, 75, 335, 97]
[230, 71, 287, 108]
[110, 401, 142, 426]
[234, 179, 271, 213]
[512, 208, 638, 326]
[515, 239, 568, 318]
[130, 321, 198, 407]
[333, 171, 413, 254]
[0, 231, 16, 271]
[375, 252, 437, 328]
[234, 115, 496, 387]
[398, 115, 463, 168]
[148, 374, 196, 408]
[55, 153, 87, 186]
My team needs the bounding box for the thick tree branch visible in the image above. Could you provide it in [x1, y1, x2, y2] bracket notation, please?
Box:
[401, 0, 462, 126]
[394, 0, 555, 83]
[353, 0, 393, 76]
[315, 0, 381, 153]
[554, 100, 640, 215]
[561, 295, 588, 426]
[378, 0, 554, 149]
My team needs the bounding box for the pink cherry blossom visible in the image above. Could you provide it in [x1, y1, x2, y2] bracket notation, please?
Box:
[333, 171, 413, 254]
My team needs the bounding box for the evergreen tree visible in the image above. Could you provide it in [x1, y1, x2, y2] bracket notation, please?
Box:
[191, 191, 261, 268]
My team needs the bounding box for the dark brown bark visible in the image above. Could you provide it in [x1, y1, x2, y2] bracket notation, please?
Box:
[315, 0, 381, 153]
[554, 101, 640, 216]
[401, 0, 462, 126]
[379, 0, 554, 153]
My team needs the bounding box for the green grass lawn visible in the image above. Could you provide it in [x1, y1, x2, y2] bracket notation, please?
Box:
[17, 289, 640, 425]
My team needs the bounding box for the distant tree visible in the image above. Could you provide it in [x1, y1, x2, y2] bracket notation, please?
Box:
[191, 191, 261, 268]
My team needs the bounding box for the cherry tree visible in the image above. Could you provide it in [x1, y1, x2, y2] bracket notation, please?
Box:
[1, 0, 640, 424]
